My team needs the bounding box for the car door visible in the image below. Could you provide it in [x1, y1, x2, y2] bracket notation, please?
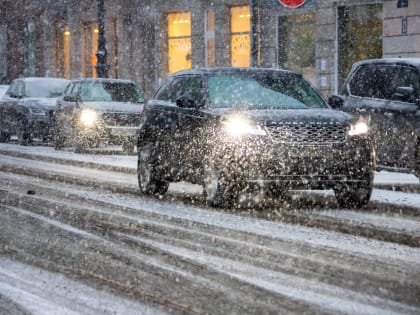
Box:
[55, 81, 80, 139]
[383, 65, 420, 169]
[172, 75, 208, 179]
[343, 64, 397, 167]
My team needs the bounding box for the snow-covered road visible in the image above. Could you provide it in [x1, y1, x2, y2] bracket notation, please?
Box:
[0, 143, 419, 314]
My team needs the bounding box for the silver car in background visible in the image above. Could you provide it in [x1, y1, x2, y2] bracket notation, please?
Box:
[52, 78, 145, 153]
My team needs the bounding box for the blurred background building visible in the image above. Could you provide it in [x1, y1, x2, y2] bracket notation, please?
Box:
[0, 0, 419, 98]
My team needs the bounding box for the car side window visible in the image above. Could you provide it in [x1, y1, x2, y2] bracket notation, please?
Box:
[397, 66, 420, 97]
[349, 65, 396, 99]
[69, 82, 80, 99]
[169, 76, 206, 106]
[154, 77, 174, 101]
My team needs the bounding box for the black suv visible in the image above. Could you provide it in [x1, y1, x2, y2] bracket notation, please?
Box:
[137, 68, 375, 208]
[329, 58, 420, 177]
[0, 77, 70, 144]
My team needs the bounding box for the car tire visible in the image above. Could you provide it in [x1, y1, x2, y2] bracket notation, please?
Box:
[122, 140, 135, 154]
[16, 117, 31, 146]
[415, 137, 420, 179]
[0, 131, 10, 143]
[334, 180, 373, 208]
[137, 142, 169, 195]
[73, 132, 98, 153]
[53, 128, 66, 150]
[202, 157, 244, 208]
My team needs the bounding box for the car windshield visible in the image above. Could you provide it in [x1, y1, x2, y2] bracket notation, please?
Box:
[207, 72, 326, 109]
[25, 80, 69, 98]
[80, 82, 144, 103]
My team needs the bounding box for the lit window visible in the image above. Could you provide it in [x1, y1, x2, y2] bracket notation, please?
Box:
[231, 6, 250, 67]
[168, 12, 192, 73]
[63, 29, 71, 79]
[205, 9, 215, 67]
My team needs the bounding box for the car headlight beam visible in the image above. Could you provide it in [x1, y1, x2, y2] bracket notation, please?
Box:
[79, 109, 98, 127]
[222, 116, 266, 137]
[348, 121, 368, 136]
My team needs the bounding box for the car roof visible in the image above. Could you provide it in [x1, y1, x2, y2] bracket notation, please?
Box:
[170, 67, 297, 77]
[71, 78, 135, 84]
[17, 77, 70, 83]
[351, 58, 420, 70]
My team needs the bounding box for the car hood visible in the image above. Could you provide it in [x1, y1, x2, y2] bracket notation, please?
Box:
[23, 98, 59, 109]
[203, 108, 354, 125]
[80, 101, 143, 113]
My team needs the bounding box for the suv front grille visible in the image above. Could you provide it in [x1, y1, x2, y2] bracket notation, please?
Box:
[101, 112, 142, 127]
[266, 122, 347, 144]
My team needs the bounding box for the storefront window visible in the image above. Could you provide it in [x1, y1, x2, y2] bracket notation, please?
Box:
[231, 6, 250, 67]
[168, 12, 192, 73]
[205, 9, 215, 67]
[278, 13, 316, 84]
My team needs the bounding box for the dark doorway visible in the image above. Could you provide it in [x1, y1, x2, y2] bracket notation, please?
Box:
[337, 4, 383, 89]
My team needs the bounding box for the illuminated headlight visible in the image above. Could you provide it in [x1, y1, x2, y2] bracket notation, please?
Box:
[348, 121, 368, 136]
[79, 109, 98, 127]
[222, 116, 266, 137]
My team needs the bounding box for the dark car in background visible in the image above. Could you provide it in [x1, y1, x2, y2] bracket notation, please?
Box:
[329, 58, 420, 177]
[0, 77, 70, 144]
[137, 68, 375, 208]
[52, 78, 144, 153]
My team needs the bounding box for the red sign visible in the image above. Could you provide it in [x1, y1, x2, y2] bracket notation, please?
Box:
[278, 0, 305, 8]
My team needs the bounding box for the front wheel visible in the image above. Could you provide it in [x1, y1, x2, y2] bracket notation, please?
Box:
[137, 143, 169, 195]
[0, 131, 10, 143]
[334, 181, 373, 208]
[202, 158, 244, 208]
[16, 117, 31, 145]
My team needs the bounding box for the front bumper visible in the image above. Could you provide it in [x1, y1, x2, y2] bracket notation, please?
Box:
[78, 124, 139, 144]
[215, 137, 375, 190]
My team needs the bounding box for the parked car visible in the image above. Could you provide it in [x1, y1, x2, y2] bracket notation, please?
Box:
[52, 78, 145, 153]
[137, 67, 375, 208]
[329, 58, 420, 177]
[0, 77, 70, 144]
[0, 85, 9, 99]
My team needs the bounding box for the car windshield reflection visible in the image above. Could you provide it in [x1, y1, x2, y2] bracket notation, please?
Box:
[208, 73, 326, 109]
[80, 82, 144, 103]
[25, 80, 69, 98]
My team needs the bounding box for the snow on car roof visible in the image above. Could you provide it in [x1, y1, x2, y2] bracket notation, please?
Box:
[72, 78, 135, 84]
[21, 77, 70, 83]
[171, 67, 297, 77]
[351, 58, 420, 70]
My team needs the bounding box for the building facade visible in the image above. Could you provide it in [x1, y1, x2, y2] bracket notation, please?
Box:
[0, 0, 419, 98]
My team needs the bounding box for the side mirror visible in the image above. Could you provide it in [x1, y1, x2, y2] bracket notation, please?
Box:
[392, 86, 415, 102]
[176, 97, 196, 108]
[328, 95, 345, 109]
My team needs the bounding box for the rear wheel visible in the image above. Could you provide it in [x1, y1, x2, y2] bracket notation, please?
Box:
[137, 142, 169, 195]
[16, 117, 31, 145]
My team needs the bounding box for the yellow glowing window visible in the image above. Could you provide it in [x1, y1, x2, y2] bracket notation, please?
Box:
[63, 30, 71, 79]
[231, 6, 251, 67]
[168, 12, 192, 73]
